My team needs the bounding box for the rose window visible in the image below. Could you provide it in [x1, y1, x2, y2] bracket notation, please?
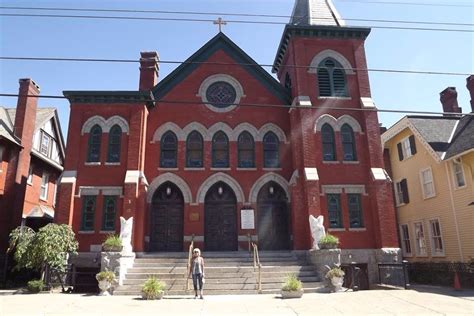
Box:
[205, 81, 237, 108]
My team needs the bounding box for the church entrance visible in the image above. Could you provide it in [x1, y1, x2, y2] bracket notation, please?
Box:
[149, 182, 184, 252]
[204, 182, 238, 251]
[257, 182, 290, 250]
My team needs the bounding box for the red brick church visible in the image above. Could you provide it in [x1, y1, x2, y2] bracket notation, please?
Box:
[56, 0, 399, 256]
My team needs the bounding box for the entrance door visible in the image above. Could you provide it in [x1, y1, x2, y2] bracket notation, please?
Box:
[257, 182, 290, 250]
[150, 182, 184, 252]
[204, 182, 238, 251]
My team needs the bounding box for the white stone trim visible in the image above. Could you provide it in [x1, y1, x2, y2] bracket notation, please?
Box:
[321, 185, 344, 194]
[147, 173, 192, 204]
[314, 114, 337, 132]
[196, 172, 245, 204]
[184, 235, 204, 242]
[344, 185, 366, 195]
[197, 74, 245, 113]
[208, 122, 234, 141]
[182, 122, 210, 141]
[78, 186, 123, 197]
[257, 123, 288, 144]
[105, 115, 129, 134]
[308, 49, 355, 75]
[304, 168, 319, 181]
[249, 172, 291, 203]
[289, 170, 299, 186]
[152, 122, 185, 142]
[315, 114, 362, 133]
[81, 115, 129, 135]
[61, 170, 77, 184]
[234, 123, 259, 140]
[336, 115, 363, 133]
[321, 184, 367, 195]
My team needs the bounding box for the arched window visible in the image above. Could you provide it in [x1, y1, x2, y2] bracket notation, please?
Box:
[322, 124, 336, 161]
[87, 124, 102, 162]
[341, 123, 357, 161]
[160, 131, 178, 168]
[263, 132, 280, 168]
[238, 132, 255, 168]
[317, 58, 347, 97]
[186, 131, 203, 168]
[107, 124, 122, 163]
[212, 131, 229, 168]
[284, 73, 292, 92]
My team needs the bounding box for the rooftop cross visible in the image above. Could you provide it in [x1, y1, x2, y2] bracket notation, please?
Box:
[213, 17, 227, 32]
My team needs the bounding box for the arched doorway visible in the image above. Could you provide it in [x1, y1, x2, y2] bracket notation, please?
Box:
[150, 182, 184, 252]
[257, 181, 290, 250]
[204, 182, 238, 251]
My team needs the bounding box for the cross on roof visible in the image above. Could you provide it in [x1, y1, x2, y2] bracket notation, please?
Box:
[213, 17, 227, 32]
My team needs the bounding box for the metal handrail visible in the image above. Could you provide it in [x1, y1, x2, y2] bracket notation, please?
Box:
[186, 236, 195, 291]
[251, 242, 262, 293]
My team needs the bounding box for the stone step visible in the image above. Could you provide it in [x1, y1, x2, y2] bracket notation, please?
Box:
[123, 275, 320, 285]
[133, 257, 300, 264]
[136, 251, 300, 259]
[132, 261, 307, 268]
[126, 265, 316, 274]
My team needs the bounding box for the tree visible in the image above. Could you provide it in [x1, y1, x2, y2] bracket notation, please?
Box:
[8, 223, 78, 280]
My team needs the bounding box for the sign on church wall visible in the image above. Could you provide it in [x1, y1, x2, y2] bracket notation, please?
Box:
[240, 209, 255, 230]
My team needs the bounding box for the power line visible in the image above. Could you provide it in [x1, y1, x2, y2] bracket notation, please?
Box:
[336, 0, 473, 7]
[0, 56, 471, 77]
[0, 6, 472, 27]
[1, 93, 473, 117]
[0, 13, 472, 33]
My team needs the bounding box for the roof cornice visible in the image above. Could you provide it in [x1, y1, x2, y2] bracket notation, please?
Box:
[63, 91, 155, 108]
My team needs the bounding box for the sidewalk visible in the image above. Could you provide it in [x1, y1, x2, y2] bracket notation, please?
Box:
[1, 287, 473, 316]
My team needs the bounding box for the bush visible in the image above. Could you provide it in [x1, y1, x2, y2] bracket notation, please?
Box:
[27, 279, 44, 293]
[142, 276, 166, 299]
[96, 271, 116, 283]
[325, 267, 345, 279]
[318, 234, 339, 249]
[102, 235, 122, 251]
[281, 274, 302, 291]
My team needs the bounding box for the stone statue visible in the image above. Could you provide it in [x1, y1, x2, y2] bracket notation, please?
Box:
[120, 216, 133, 254]
[309, 215, 326, 250]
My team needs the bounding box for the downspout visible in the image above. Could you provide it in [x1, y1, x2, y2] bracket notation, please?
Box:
[444, 163, 464, 262]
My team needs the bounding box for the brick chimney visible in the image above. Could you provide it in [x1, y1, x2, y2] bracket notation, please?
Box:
[466, 75, 474, 112]
[14, 78, 40, 141]
[440, 87, 462, 116]
[139, 51, 159, 91]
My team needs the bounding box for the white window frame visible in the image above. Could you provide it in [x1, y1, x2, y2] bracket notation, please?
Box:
[39, 130, 53, 158]
[452, 158, 466, 189]
[413, 221, 427, 257]
[400, 224, 412, 256]
[27, 165, 34, 185]
[428, 218, 445, 257]
[419, 167, 436, 199]
[394, 181, 404, 206]
[40, 173, 49, 201]
[401, 137, 413, 159]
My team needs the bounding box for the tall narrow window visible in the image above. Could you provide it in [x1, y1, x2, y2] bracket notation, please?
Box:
[87, 124, 102, 162]
[317, 58, 347, 97]
[40, 130, 52, 157]
[452, 158, 466, 188]
[212, 131, 229, 168]
[263, 132, 280, 168]
[395, 179, 409, 205]
[284, 73, 292, 92]
[322, 124, 336, 161]
[161, 131, 178, 168]
[341, 124, 357, 161]
[27, 165, 34, 185]
[238, 132, 255, 168]
[348, 194, 364, 228]
[420, 167, 436, 199]
[102, 196, 117, 231]
[186, 131, 203, 168]
[81, 195, 96, 231]
[414, 222, 427, 256]
[40, 173, 49, 200]
[107, 125, 122, 163]
[327, 194, 342, 228]
[400, 224, 412, 256]
[429, 219, 444, 255]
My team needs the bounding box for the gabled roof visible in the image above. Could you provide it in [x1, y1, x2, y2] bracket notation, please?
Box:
[152, 32, 290, 104]
[444, 115, 474, 159]
[290, 0, 345, 26]
[0, 107, 21, 146]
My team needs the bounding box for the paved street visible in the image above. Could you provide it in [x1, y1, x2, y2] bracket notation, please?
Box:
[1, 286, 473, 316]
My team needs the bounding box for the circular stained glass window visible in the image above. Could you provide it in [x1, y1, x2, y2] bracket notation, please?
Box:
[206, 81, 237, 108]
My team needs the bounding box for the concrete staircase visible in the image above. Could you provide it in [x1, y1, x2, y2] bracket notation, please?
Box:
[113, 251, 324, 296]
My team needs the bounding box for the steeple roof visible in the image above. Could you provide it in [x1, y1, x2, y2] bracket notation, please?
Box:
[290, 0, 345, 26]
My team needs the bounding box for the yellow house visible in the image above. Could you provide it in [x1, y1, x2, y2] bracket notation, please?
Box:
[382, 109, 474, 263]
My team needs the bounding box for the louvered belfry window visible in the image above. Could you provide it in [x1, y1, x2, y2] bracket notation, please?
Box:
[317, 58, 348, 97]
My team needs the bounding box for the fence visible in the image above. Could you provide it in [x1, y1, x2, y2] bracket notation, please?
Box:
[408, 261, 474, 289]
[378, 261, 410, 289]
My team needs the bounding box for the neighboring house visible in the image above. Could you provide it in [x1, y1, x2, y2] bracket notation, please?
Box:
[0, 79, 66, 259]
[382, 76, 474, 263]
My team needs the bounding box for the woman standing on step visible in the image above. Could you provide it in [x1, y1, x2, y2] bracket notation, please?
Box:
[189, 248, 205, 299]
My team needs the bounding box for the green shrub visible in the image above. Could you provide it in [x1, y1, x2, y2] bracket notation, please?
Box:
[318, 234, 339, 249]
[27, 279, 44, 293]
[142, 276, 166, 299]
[102, 235, 122, 251]
[325, 267, 345, 279]
[96, 271, 116, 282]
[281, 274, 302, 291]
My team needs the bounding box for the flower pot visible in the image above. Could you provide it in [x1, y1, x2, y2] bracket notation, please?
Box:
[330, 276, 344, 292]
[281, 289, 304, 299]
[142, 291, 164, 300]
[98, 280, 111, 296]
[102, 245, 123, 252]
[319, 243, 338, 250]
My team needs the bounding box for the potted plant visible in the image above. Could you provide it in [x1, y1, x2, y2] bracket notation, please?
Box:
[325, 266, 345, 292]
[318, 234, 340, 249]
[142, 276, 166, 300]
[96, 270, 116, 296]
[27, 279, 44, 293]
[281, 274, 304, 299]
[102, 234, 123, 252]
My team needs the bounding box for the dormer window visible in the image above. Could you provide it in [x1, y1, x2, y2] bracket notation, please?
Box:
[40, 130, 52, 156]
[397, 135, 417, 161]
[317, 58, 347, 97]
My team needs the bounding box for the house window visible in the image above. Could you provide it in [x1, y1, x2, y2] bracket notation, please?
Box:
[452, 158, 466, 188]
[40, 131, 52, 157]
[186, 131, 203, 168]
[212, 131, 229, 168]
[40, 173, 49, 200]
[107, 124, 122, 163]
[327, 194, 342, 228]
[400, 224, 412, 256]
[420, 167, 436, 199]
[317, 58, 347, 97]
[161, 131, 178, 168]
[238, 131, 255, 168]
[429, 219, 444, 256]
[397, 135, 417, 161]
[80, 196, 96, 231]
[27, 165, 34, 185]
[321, 124, 336, 161]
[348, 194, 364, 228]
[263, 132, 280, 168]
[341, 124, 357, 161]
[414, 222, 427, 256]
[102, 196, 117, 231]
[87, 124, 102, 162]
[394, 179, 409, 205]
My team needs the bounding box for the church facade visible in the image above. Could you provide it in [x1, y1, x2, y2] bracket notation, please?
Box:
[56, 0, 399, 256]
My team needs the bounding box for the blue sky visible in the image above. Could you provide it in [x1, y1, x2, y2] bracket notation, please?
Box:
[1, 0, 473, 139]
